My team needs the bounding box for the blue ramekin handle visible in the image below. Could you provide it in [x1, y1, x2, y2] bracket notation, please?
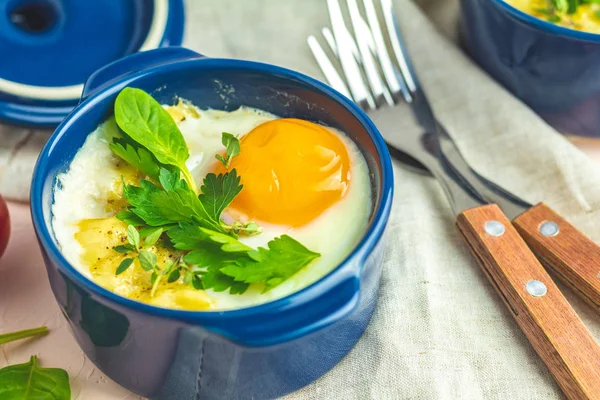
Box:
[81, 47, 204, 101]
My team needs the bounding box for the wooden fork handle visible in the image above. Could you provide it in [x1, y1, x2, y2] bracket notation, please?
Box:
[513, 203, 600, 311]
[457, 204, 600, 400]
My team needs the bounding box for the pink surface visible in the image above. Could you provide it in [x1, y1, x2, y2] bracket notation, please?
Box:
[0, 202, 141, 399]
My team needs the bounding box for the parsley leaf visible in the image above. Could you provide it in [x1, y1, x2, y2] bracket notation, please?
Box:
[109, 138, 161, 181]
[167, 222, 209, 250]
[199, 170, 243, 222]
[183, 245, 239, 267]
[199, 227, 253, 253]
[115, 210, 145, 226]
[0, 355, 71, 400]
[123, 174, 223, 232]
[114, 88, 197, 192]
[221, 235, 320, 291]
[200, 269, 249, 294]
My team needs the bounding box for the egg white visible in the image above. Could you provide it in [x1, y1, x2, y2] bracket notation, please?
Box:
[52, 105, 371, 310]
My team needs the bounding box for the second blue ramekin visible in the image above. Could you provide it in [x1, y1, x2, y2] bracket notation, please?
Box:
[460, 0, 600, 137]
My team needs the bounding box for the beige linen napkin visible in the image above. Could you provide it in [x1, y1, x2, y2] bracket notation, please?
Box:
[3, 0, 600, 398]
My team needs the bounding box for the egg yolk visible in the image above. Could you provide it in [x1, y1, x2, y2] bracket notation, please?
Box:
[215, 118, 351, 227]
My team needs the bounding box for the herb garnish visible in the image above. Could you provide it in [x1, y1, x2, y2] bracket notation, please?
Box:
[0, 326, 48, 345]
[215, 132, 241, 169]
[0, 327, 71, 400]
[115, 88, 197, 192]
[0, 356, 71, 400]
[108, 89, 319, 296]
[539, 0, 591, 23]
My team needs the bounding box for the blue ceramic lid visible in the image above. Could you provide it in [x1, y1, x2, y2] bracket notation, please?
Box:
[0, 0, 184, 127]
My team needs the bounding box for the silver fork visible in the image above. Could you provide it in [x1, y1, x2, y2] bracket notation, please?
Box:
[309, 0, 527, 217]
[308, 0, 600, 396]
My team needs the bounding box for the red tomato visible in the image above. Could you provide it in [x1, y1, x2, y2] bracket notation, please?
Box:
[0, 195, 10, 258]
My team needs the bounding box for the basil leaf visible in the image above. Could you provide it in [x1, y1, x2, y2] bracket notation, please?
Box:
[0, 356, 71, 400]
[114, 88, 196, 191]
[198, 170, 243, 222]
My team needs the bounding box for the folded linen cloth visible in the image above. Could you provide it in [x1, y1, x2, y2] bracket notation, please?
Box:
[4, 0, 600, 398]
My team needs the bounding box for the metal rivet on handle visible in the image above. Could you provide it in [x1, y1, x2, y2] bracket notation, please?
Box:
[526, 280, 547, 297]
[484, 220, 505, 236]
[539, 221, 559, 237]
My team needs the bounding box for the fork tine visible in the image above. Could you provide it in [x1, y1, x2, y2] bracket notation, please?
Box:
[327, 0, 376, 110]
[307, 35, 354, 100]
[380, 0, 417, 93]
[322, 27, 339, 57]
[347, 0, 393, 107]
[362, 0, 412, 103]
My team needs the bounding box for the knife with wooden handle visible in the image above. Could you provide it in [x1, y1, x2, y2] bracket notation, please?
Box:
[458, 204, 600, 399]
[513, 203, 600, 310]
[431, 124, 600, 313]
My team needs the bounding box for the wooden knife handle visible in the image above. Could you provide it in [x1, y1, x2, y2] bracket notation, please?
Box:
[513, 203, 600, 311]
[457, 204, 600, 400]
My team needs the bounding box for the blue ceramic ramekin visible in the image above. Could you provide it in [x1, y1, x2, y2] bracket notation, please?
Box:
[460, 0, 600, 137]
[30, 47, 394, 399]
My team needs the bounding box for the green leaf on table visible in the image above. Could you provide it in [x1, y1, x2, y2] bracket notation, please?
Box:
[0, 327, 48, 345]
[114, 87, 197, 191]
[0, 356, 71, 400]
